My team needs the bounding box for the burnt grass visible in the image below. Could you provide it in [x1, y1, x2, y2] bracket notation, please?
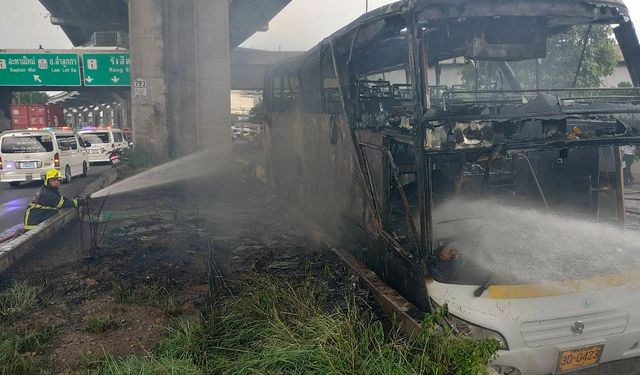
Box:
[0, 166, 377, 374]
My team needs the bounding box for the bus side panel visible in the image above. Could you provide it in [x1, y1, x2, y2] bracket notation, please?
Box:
[266, 112, 368, 239]
[266, 112, 430, 311]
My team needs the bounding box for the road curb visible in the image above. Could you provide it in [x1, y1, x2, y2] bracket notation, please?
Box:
[274, 189, 424, 335]
[0, 168, 120, 274]
[305, 222, 424, 336]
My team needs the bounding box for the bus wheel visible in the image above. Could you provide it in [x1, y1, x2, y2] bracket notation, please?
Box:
[9, 181, 20, 187]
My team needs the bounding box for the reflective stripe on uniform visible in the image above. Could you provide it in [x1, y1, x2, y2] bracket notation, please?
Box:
[24, 201, 65, 229]
[24, 207, 32, 228]
[28, 203, 58, 210]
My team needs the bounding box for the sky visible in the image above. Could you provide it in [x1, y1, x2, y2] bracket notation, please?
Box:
[243, 0, 640, 50]
[0, 0, 639, 52]
[0, 1, 72, 49]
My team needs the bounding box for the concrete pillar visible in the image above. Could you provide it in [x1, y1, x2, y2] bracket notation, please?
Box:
[113, 92, 131, 130]
[193, 0, 231, 155]
[103, 105, 113, 127]
[113, 103, 122, 128]
[130, 0, 231, 160]
[129, 0, 170, 161]
[81, 108, 89, 124]
[72, 111, 80, 129]
[122, 99, 131, 130]
[92, 107, 100, 126]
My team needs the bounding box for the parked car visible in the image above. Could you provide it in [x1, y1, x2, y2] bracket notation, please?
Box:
[0, 128, 89, 187]
[231, 122, 263, 146]
[78, 127, 129, 163]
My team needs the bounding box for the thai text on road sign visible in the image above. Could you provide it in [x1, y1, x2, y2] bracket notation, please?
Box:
[0, 53, 82, 86]
[82, 53, 130, 86]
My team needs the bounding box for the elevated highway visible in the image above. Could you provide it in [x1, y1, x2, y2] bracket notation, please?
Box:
[39, 0, 291, 49]
[0, 1, 297, 159]
[0, 47, 299, 130]
[0, 48, 300, 92]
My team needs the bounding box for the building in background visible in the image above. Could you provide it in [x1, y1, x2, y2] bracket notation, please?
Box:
[231, 90, 262, 116]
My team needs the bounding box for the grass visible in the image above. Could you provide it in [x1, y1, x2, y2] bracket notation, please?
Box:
[159, 296, 181, 317]
[110, 279, 182, 317]
[76, 285, 96, 301]
[0, 281, 41, 322]
[94, 276, 498, 375]
[110, 280, 130, 303]
[119, 148, 155, 170]
[0, 328, 54, 375]
[91, 355, 202, 375]
[86, 315, 113, 334]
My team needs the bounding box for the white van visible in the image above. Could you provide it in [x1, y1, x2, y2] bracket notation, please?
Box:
[78, 128, 129, 163]
[0, 129, 89, 187]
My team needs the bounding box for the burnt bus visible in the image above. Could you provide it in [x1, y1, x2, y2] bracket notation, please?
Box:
[264, 1, 640, 373]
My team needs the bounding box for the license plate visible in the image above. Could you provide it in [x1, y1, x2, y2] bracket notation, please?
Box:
[20, 161, 37, 169]
[90, 150, 100, 154]
[556, 345, 603, 373]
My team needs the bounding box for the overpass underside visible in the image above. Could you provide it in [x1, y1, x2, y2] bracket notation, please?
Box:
[39, 0, 290, 49]
[38, 0, 292, 161]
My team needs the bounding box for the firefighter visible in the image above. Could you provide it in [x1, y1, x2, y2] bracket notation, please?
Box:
[23, 169, 85, 230]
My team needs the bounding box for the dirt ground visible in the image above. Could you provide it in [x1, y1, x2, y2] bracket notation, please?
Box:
[0, 164, 369, 374]
[5, 160, 640, 374]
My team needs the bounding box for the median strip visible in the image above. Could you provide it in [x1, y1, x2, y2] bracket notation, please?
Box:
[0, 168, 120, 274]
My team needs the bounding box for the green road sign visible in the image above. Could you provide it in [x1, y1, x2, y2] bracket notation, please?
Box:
[82, 53, 130, 86]
[0, 53, 81, 86]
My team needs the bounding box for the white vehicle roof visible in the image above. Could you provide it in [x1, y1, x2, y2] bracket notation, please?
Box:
[50, 129, 76, 136]
[78, 128, 119, 133]
[1, 129, 56, 137]
[1, 129, 76, 137]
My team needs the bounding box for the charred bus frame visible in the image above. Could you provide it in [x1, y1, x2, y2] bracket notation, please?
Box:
[264, 0, 640, 312]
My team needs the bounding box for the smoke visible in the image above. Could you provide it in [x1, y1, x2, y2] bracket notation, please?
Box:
[90, 147, 232, 198]
[432, 199, 640, 286]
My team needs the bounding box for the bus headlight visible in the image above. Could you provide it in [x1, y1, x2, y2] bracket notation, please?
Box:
[430, 299, 509, 350]
[447, 313, 509, 350]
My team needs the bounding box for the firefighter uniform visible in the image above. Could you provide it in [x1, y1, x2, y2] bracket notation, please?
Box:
[23, 169, 81, 230]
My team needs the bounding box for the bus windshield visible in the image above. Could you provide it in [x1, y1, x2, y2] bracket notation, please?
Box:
[426, 144, 640, 286]
[430, 198, 640, 286]
[422, 21, 640, 153]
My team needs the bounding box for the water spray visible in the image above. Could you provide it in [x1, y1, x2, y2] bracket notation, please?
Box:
[90, 147, 233, 199]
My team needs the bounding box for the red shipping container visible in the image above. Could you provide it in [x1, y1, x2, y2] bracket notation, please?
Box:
[11, 104, 65, 130]
[46, 105, 64, 127]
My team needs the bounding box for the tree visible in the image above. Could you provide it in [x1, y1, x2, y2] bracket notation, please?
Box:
[248, 102, 265, 124]
[12, 91, 50, 104]
[461, 25, 620, 90]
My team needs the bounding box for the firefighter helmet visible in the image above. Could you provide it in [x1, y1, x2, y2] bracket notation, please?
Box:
[44, 169, 63, 185]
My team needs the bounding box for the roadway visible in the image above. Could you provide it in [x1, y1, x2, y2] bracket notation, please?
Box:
[0, 164, 111, 234]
